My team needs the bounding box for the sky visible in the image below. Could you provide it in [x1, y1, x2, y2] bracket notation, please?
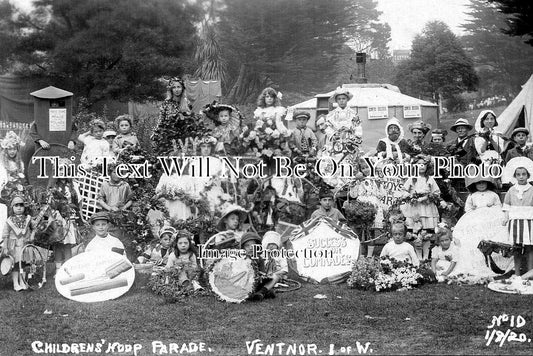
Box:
[376, 0, 471, 50]
[10, 0, 472, 51]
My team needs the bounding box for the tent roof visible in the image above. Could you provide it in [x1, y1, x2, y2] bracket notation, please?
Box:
[497, 74, 533, 139]
[30, 86, 73, 99]
[289, 84, 437, 110]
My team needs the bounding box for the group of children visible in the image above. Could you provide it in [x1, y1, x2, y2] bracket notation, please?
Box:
[2, 77, 533, 297]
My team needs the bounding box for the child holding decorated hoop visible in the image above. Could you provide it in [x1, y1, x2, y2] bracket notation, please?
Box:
[401, 154, 440, 260]
[1, 195, 36, 291]
[213, 205, 248, 246]
[501, 157, 533, 277]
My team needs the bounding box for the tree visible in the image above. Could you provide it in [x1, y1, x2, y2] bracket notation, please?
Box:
[462, 0, 533, 95]
[488, 0, 533, 45]
[193, 0, 227, 88]
[1, 0, 201, 102]
[394, 21, 478, 103]
[216, 0, 391, 103]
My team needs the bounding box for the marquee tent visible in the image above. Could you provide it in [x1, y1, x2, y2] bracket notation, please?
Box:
[496, 74, 533, 142]
[287, 83, 439, 153]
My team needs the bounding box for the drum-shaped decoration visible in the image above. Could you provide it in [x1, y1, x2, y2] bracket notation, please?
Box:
[27, 144, 80, 188]
[20, 244, 47, 290]
[208, 257, 260, 303]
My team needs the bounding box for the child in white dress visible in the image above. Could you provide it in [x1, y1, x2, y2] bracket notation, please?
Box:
[78, 119, 112, 167]
[431, 226, 459, 281]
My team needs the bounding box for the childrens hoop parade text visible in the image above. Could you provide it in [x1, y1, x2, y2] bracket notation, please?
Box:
[32, 156, 504, 180]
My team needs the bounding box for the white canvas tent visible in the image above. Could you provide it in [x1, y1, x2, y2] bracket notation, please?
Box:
[497, 74, 533, 141]
[287, 83, 439, 153]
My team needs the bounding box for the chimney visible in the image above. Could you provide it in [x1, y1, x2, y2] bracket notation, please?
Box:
[354, 52, 368, 84]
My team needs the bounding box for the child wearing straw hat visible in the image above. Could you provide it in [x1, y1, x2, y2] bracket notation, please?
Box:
[324, 88, 362, 142]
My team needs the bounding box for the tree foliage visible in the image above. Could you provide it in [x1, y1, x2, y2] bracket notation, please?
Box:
[1, 0, 201, 102]
[462, 0, 533, 95]
[488, 0, 533, 46]
[217, 0, 390, 103]
[394, 21, 478, 101]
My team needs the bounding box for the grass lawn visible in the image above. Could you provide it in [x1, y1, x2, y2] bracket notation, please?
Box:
[1, 267, 532, 356]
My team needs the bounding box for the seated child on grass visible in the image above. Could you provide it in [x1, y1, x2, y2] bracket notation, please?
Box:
[431, 226, 458, 281]
[165, 230, 200, 289]
[262, 231, 288, 282]
[137, 226, 175, 265]
[214, 205, 248, 246]
[240, 232, 276, 301]
[380, 222, 420, 267]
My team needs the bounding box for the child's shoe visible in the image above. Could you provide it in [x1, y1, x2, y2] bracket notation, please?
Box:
[249, 292, 264, 302]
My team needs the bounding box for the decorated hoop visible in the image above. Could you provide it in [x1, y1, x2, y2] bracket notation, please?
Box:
[208, 257, 260, 303]
[20, 244, 46, 290]
[0, 255, 15, 276]
[26, 144, 80, 187]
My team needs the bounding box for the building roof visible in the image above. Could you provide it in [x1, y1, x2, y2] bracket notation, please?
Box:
[290, 84, 437, 110]
[30, 86, 73, 99]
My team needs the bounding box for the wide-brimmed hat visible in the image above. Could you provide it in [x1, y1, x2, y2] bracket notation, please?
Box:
[510, 127, 529, 139]
[408, 121, 431, 135]
[239, 232, 262, 249]
[89, 211, 111, 224]
[329, 87, 353, 103]
[216, 205, 248, 231]
[501, 157, 533, 185]
[450, 118, 473, 132]
[465, 171, 497, 193]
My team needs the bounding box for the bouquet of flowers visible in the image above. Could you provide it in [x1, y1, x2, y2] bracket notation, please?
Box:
[343, 200, 377, 227]
[238, 120, 291, 161]
[347, 257, 382, 291]
[348, 257, 430, 292]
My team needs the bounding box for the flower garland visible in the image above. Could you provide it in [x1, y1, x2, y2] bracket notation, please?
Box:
[147, 269, 210, 303]
[347, 257, 433, 292]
